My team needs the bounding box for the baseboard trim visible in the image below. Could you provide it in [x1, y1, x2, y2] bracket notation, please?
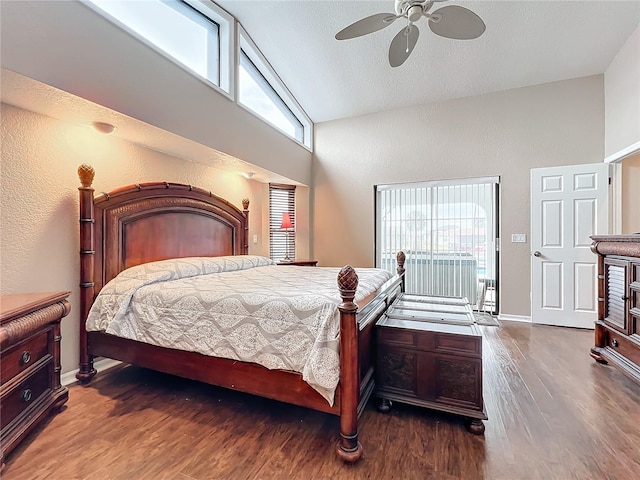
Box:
[60, 358, 122, 387]
[498, 313, 532, 323]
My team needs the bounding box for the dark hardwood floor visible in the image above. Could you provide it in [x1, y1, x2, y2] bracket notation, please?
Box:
[3, 321, 640, 480]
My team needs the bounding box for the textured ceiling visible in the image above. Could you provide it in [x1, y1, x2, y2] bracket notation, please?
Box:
[216, 0, 640, 123]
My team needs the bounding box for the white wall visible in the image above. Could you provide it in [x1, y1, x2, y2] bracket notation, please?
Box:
[0, 0, 312, 185]
[313, 76, 605, 318]
[0, 103, 288, 375]
[605, 24, 640, 157]
[622, 152, 640, 233]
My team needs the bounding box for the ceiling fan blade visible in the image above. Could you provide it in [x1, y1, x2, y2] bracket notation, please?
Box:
[428, 5, 486, 40]
[335, 13, 398, 40]
[389, 24, 420, 68]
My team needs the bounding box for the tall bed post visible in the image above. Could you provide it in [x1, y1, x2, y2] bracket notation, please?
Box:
[336, 265, 362, 463]
[242, 198, 250, 254]
[76, 164, 97, 382]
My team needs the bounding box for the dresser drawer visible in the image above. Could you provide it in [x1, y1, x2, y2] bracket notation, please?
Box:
[1, 329, 51, 386]
[1, 360, 53, 430]
[607, 329, 640, 367]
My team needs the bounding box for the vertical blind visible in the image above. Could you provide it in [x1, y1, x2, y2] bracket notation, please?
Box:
[269, 184, 296, 262]
[375, 177, 499, 310]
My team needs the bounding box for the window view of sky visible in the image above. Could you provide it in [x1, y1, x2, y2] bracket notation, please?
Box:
[238, 63, 299, 139]
[88, 0, 308, 144]
[90, 0, 219, 83]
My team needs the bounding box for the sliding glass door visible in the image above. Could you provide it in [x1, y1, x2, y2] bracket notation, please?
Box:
[375, 177, 500, 313]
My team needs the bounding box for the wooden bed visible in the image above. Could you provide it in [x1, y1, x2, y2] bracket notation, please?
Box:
[75, 164, 405, 462]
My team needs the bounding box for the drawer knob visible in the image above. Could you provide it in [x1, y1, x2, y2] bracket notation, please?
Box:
[22, 388, 32, 403]
[612, 339, 619, 347]
[621, 295, 628, 301]
[21, 351, 31, 365]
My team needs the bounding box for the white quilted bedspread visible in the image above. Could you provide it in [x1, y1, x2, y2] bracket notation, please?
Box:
[86, 255, 392, 405]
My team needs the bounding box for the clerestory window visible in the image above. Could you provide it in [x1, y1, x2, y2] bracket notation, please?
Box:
[238, 27, 312, 148]
[85, 0, 233, 95]
[85, 1, 312, 148]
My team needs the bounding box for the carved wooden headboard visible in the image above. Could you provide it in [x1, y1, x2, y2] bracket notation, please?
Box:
[78, 164, 249, 316]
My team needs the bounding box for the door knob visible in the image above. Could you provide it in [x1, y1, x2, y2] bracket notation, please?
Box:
[533, 251, 542, 257]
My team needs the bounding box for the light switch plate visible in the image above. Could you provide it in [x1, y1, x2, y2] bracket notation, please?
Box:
[511, 234, 527, 243]
[253, 234, 258, 244]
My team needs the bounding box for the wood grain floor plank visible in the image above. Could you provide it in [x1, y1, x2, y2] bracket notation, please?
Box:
[3, 321, 640, 480]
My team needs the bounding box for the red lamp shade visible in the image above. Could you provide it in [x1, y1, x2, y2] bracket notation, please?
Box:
[280, 212, 293, 229]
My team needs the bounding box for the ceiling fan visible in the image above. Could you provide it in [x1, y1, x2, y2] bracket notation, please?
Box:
[335, 0, 486, 67]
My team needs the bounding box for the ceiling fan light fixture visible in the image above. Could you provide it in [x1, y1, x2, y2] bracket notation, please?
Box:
[407, 5, 423, 23]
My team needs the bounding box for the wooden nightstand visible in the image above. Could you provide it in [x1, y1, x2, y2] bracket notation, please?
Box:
[375, 294, 486, 434]
[0, 292, 71, 466]
[277, 260, 318, 266]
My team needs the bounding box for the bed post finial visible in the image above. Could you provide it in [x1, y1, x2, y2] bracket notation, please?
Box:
[242, 198, 249, 211]
[396, 251, 406, 275]
[338, 265, 358, 305]
[397, 251, 406, 293]
[336, 265, 363, 463]
[78, 164, 95, 188]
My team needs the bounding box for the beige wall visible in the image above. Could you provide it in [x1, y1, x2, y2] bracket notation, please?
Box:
[605, 24, 640, 157]
[0, 103, 309, 375]
[622, 152, 640, 233]
[313, 76, 605, 318]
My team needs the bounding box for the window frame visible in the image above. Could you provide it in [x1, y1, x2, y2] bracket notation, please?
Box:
[269, 184, 296, 263]
[375, 176, 500, 314]
[84, 0, 235, 99]
[184, 0, 234, 96]
[239, 50, 304, 142]
[84, 0, 314, 149]
[237, 25, 313, 150]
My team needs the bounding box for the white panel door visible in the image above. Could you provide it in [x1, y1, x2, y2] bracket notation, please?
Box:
[531, 163, 609, 328]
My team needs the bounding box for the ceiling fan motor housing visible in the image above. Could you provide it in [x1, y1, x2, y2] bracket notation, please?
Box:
[395, 0, 433, 20]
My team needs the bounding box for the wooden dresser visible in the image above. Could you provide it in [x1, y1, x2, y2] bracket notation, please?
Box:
[0, 292, 71, 465]
[590, 235, 640, 384]
[375, 294, 486, 434]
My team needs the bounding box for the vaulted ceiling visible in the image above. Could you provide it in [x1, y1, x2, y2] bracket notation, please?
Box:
[216, 0, 640, 123]
[1, 1, 638, 183]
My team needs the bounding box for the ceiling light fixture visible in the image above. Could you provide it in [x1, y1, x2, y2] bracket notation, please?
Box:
[92, 121, 116, 134]
[244, 172, 255, 179]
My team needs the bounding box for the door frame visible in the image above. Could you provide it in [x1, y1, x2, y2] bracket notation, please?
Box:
[530, 163, 610, 328]
[605, 140, 640, 234]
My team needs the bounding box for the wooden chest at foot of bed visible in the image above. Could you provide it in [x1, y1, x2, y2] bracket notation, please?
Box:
[375, 294, 486, 434]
